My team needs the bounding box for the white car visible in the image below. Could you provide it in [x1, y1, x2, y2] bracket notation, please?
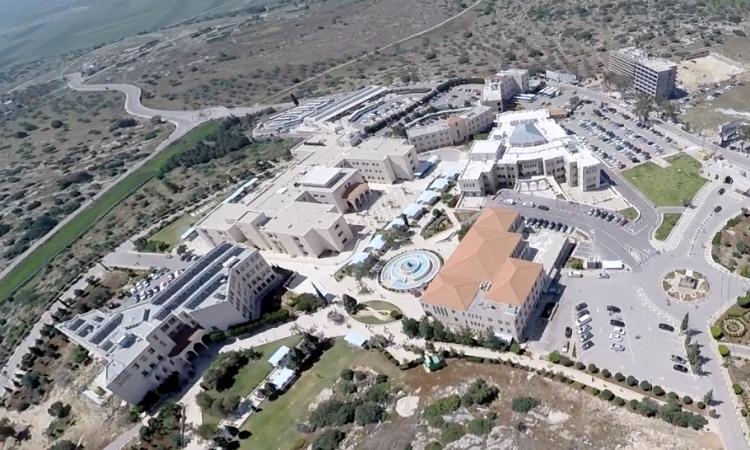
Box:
[609, 333, 623, 341]
[609, 342, 625, 352]
[522, 201, 536, 207]
[503, 198, 516, 205]
[576, 315, 592, 326]
[612, 327, 625, 335]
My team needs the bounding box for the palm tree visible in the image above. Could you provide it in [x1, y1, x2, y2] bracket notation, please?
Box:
[656, 97, 677, 122]
[634, 95, 654, 124]
[737, 124, 750, 153]
[602, 71, 616, 89]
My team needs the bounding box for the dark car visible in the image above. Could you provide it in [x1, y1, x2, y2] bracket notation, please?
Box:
[610, 319, 625, 327]
[606, 305, 621, 314]
[714, 205, 723, 213]
[537, 205, 550, 211]
[579, 332, 594, 342]
[575, 302, 588, 312]
[671, 355, 687, 364]
[582, 340, 595, 350]
[565, 327, 573, 338]
[577, 309, 590, 318]
[719, 188, 726, 195]
[673, 364, 688, 373]
[658, 323, 675, 332]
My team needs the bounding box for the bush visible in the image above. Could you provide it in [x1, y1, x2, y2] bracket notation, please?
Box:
[711, 326, 724, 339]
[354, 402, 385, 426]
[440, 423, 465, 444]
[587, 363, 598, 374]
[511, 396, 539, 414]
[668, 392, 679, 401]
[340, 369, 354, 381]
[548, 351, 561, 364]
[462, 379, 498, 406]
[653, 385, 665, 396]
[683, 395, 693, 405]
[467, 418, 493, 436]
[600, 389, 615, 401]
[601, 368, 611, 378]
[697, 401, 706, 409]
[613, 397, 626, 407]
[509, 342, 522, 354]
[574, 362, 585, 370]
[389, 310, 403, 320]
[738, 296, 750, 308]
[312, 429, 345, 450]
[309, 400, 356, 429]
[639, 381, 652, 391]
[626, 376, 638, 387]
[719, 344, 730, 357]
[423, 395, 461, 424]
[733, 384, 744, 395]
[614, 372, 625, 382]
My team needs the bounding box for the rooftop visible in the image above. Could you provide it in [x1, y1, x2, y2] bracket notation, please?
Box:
[262, 202, 342, 235]
[615, 46, 677, 72]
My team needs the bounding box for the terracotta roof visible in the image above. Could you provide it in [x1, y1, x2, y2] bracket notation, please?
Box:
[421, 207, 543, 310]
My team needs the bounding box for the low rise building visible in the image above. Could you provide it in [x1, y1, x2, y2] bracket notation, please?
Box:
[458, 109, 602, 197]
[407, 106, 494, 152]
[297, 167, 371, 213]
[57, 243, 280, 404]
[481, 69, 529, 112]
[421, 207, 546, 342]
[608, 47, 677, 98]
[337, 137, 418, 183]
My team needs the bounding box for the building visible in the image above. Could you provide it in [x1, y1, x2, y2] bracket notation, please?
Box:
[421, 207, 546, 342]
[57, 243, 280, 404]
[608, 47, 677, 98]
[337, 137, 418, 183]
[196, 201, 354, 258]
[297, 167, 371, 213]
[458, 109, 602, 197]
[481, 69, 529, 112]
[406, 105, 495, 152]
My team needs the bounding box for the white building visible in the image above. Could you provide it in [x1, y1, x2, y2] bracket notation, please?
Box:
[481, 69, 530, 112]
[297, 167, 371, 213]
[458, 109, 602, 197]
[337, 137, 418, 183]
[608, 47, 677, 98]
[406, 105, 495, 152]
[57, 243, 280, 405]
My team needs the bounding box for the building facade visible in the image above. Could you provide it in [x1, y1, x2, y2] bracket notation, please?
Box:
[608, 47, 677, 98]
[481, 69, 530, 112]
[407, 105, 495, 152]
[421, 207, 546, 342]
[57, 244, 280, 404]
[338, 137, 418, 183]
[297, 167, 371, 213]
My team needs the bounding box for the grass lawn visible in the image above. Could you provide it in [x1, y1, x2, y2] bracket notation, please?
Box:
[622, 154, 706, 207]
[150, 214, 198, 248]
[655, 213, 682, 241]
[239, 340, 398, 450]
[0, 121, 220, 302]
[618, 207, 639, 222]
[352, 300, 402, 325]
[203, 335, 302, 427]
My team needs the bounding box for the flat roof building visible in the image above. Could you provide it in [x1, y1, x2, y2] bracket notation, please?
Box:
[57, 243, 280, 404]
[481, 69, 529, 112]
[608, 47, 677, 98]
[421, 207, 545, 342]
[407, 106, 494, 152]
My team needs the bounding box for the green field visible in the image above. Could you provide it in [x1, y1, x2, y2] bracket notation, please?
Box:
[623, 154, 707, 207]
[203, 335, 302, 427]
[0, 0, 265, 67]
[352, 300, 402, 325]
[239, 340, 397, 450]
[655, 213, 682, 241]
[150, 214, 198, 248]
[0, 121, 220, 302]
[618, 207, 639, 222]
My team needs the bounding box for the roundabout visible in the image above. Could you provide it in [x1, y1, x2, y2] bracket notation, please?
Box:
[379, 249, 442, 292]
[660, 269, 710, 302]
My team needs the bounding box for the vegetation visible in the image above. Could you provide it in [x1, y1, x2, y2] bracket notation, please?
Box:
[511, 396, 540, 414]
[655, 213, 682, 241]
[402, 317, 508, 351]
[622, 154, 706, 207]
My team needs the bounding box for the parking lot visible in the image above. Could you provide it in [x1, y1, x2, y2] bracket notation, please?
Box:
[533, 272, 701, 396]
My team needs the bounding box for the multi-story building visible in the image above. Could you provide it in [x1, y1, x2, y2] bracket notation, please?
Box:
[458, 109, 602, 197]
[195, 201, 354, 258]
[421, 207, 546, 342]
[337, 137, 418, 183]
[406, 105, 495, 152]
[481, 69, 530, 112]
[608, 47, 677, 98]
[297, 167, 371, 213]
[57, 243, 280, 404]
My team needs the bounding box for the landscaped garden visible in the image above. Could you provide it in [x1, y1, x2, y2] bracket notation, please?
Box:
[351, 300, 403, 325]
[623, 153, 706, 207]
[654, 213, 681, 241]
[712, 293, 750, 345]
[660, 269, 710, 302]
[712, 210, 750, 277]
[618, 207, 639, 222]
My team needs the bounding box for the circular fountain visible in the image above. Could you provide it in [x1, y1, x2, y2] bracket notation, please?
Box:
[379, 249, 442, 292]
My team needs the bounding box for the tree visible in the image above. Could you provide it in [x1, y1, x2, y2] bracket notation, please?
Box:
[354, 402, 385, 425]
[47, 441, 80, 450]
[703, 389, 714, 406]
[462, 379, 498, 406]
[402, 318, 420, 338]
[568, 96, 581, 110]
[738, 125, 750, 152]
[342, 294, 358, 314]
[511, 396, 539, 413]
[656, 97, 678, 122]
[312, 429, 346, 450]
[47, 401, 71, 419]
[0, 418, 16, 441]
[634, 95, 653, 124]
[680, 313, 689, 335]
[602, 71, 616, 89]
[292, 294, 324, 313]
[418, 317, 434, 340]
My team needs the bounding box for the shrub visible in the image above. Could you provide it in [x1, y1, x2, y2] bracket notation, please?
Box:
[711, 326, 724, 339]
[389, 310, 403, 320]
[719, 344, 730, 357]
[511, 396, 539, 414]
[309, 400, 356, 429]
[548, 351, 561, 364]
[653, 385, 665, 396]
[600, 389, 615, 401]
[440, 423, 465, 444]
[613, 397, 626, 406]
[614, 372, 625, 382]
[467, 418, 493, 436]
[354, 402, 385, 426]
[697, 401, 706, 409]
[574, 362, 585, 370]
[626, 376, 638, 386]
[587, 363, 598, 374]
[601, 368, 611, 378]
[738, 296, 750, 308]
[340, 369, 354, 381]
[423, 395, 461, 423]
[683, 395, 693, 405]
[462, 379, 498, 406]
[668, 392, 679, 401]
[312, 429, 345, 450]
[733, 384, 744, 395]
[639, 381, 652, 391]
[509, 342, 522, 354]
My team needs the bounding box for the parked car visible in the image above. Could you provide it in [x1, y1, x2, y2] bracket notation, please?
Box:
[719, 188, 726, 195]
[612, 327, 625, 335]
[714, 205, 723, 213]
[610, 319, 625, 327]
[673, 364, 689, 373]
[565, 327, 572, 338]
[575, 302, 588, 311]
[577, 315, 592, 326]
[577, 309, 590, 318]
[569, 270, 583, 278]
[579, 332, 594, 342]
[582, 341, 595, 350]
[671, 355, 686, 364]
[597, 272, 610, 279]
[606, 305, 621, 314]
[537, 205, 550, 211]
[578, 324, 592, 334]
[658, 323, 675, 332]
[609, 343, 625, 352]
[609, 333, 623, 341]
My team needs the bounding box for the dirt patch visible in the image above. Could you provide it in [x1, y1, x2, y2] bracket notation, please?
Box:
[395, 395, 420, 417]
[678, 54, 747, 91]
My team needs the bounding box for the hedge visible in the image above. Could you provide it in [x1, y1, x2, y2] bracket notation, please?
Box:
[204, 309, 293, 343]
